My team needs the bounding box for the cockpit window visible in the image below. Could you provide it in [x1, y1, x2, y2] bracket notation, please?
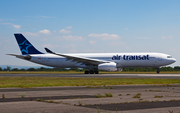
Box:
[167, 56, 172, 58]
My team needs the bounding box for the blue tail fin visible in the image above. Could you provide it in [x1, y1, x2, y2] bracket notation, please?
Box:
[14, 34, 43, 55]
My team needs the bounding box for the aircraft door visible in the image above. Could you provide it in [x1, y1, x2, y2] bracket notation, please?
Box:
[158, 54, 162, 61]
[153, 54, 161, 67]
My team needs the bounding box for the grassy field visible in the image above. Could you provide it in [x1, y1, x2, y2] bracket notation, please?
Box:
[0, 77, 180, 88]
[0, 71, 180, 74]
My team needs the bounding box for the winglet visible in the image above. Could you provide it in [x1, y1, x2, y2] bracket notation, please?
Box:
[44, 48, 55, 54]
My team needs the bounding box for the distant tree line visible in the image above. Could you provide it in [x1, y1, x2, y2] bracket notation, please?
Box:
[0, 66, 180, 72]
[0, 66, 84, 72]
[122, 66, 180, 72]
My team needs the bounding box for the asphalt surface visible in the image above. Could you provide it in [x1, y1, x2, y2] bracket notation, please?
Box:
[0, 74, 180, 113]
[1, 73, 180, 79]
[0, 85, 179, 92]
[83, 101, 180, 111]
[1, 85, 180, 113]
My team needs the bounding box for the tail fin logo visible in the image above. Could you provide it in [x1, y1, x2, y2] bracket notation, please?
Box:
[18, 40, 32, 54]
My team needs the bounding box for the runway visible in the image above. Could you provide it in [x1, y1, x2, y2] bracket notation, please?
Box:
[1, 73, 180, 79]
[1, 73, 180, 112]
[0, 85, 180, 113]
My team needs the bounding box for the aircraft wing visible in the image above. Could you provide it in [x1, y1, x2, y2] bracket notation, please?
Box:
[45, 48, 111, 66]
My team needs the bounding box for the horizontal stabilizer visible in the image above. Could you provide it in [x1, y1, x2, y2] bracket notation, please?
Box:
[6, 54, 31, 60]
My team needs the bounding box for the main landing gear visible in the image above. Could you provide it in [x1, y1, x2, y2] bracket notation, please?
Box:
[84, 70, 99, 74]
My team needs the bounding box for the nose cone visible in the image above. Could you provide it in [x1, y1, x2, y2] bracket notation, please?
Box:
[172, 58, 176, 63]
[164, 58, 176, 65]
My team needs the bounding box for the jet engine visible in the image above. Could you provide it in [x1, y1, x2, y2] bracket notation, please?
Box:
[98, 62, 118, 71]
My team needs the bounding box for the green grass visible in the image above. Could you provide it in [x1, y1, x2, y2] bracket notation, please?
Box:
[19, 93, 26, 98]
[2, 94, 5, 99]
[95, 93, 104, 98]
[0, 71, 84, 74]
[133, 93, 141, 98]
[154, 95, 163, 98]
[105, 93, 113, 97]
[0, 77, 180, 88]
[1, 71, 180, 74]
[78, 101, 82, 106]
[149, 89, 170, 92]
[118, 94, 122, 96]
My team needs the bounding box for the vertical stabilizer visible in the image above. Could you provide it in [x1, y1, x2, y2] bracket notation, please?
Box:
[14, 34, 43, 55]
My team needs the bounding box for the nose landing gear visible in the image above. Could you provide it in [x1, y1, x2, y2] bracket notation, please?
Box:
[156, 68, 160, 74]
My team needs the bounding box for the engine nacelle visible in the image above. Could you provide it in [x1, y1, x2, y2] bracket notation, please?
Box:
[98, 62, 118, 71]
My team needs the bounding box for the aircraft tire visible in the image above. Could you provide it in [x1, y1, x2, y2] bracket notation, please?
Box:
[156, 68, 160, 74]
[94, 71, 99, 74]
[85, 71, 89, 74]
[90, 70, 94, 74]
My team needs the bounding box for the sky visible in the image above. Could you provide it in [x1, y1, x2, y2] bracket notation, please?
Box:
[0, 0, 180, 67]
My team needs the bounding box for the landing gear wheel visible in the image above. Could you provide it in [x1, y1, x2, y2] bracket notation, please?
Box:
[156, 68, 160, 74]
[89, 70, 94, 74]
[156, 71, 160, 74]
[85, 71, 89, 74]
[94, 71, 99, 74]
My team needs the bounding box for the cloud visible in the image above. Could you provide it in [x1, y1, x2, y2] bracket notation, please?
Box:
[169, 49, 176, 52]
[66, 26, 72, 29]
[162, 36, 173, 39]
[23, 29, 51, 36]
[82, 49, 104, 53]
[39, 29, 51, 34]
[126, 46, 132, 50]
[69, 49, 77, 52]
[125, 28, 128, 30]
[59, 29, 71, 33]
[63, 44, 77, 48]
[88, 33, 120, 40]
[12, 25, 21, 29]
[0, 23, 21, 29]
[56, 35, 83, 41]
[109, 42, 125, 46]
[23, 32, 38, 36]
[59, 26, 72, 33]
[136, 37, 149, 39]
[40, 38, 48, 41]
[88, 40, 96, 44]
[43, 44, 58, 48]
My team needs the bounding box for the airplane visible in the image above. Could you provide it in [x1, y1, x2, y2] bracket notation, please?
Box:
[7, 34, 176, 74]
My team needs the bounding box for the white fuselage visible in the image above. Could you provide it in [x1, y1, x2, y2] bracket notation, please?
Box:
[25, 52, 176, 70]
